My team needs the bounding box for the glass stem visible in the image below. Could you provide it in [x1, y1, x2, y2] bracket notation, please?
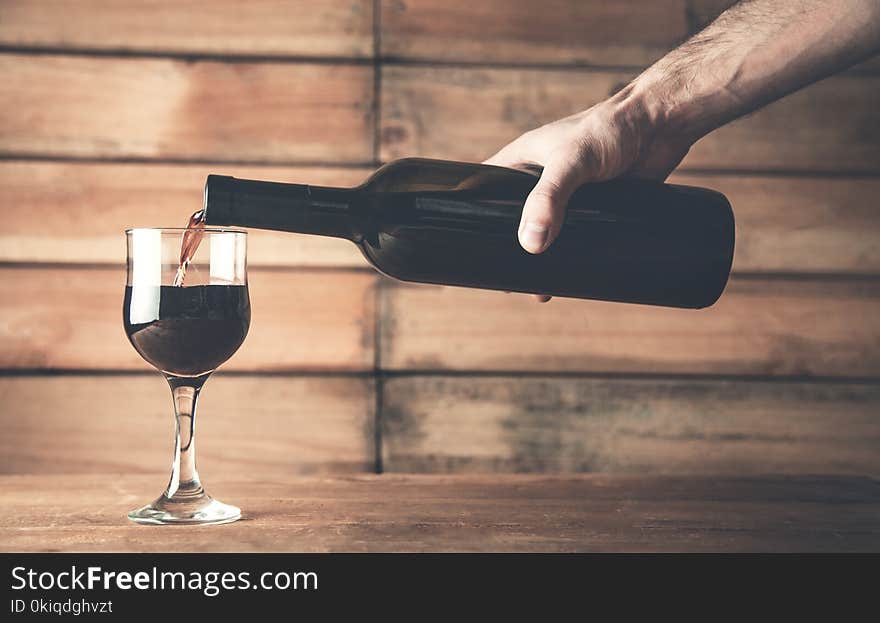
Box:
[164, 374, 209, 500]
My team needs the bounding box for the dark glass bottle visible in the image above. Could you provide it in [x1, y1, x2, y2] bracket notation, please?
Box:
[203, 158, 735, 308]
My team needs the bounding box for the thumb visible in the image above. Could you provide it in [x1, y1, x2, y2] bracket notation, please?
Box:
[518, 159, 586, 254]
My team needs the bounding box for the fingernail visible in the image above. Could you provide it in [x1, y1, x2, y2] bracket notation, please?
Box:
[520, 221, 549, 253]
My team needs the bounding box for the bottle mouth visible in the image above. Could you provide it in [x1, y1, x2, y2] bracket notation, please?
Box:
[124, 227, 247, 235]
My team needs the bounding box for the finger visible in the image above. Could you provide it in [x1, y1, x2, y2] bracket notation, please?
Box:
[518, 158, 586, 254]
[483, 142, 526, 168]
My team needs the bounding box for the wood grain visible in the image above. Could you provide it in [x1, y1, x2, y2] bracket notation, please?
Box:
[686, 75, 880, 171]
[382, 376, 880, 475]
[380, 277, 880, 376]
[0, 375, 374, 475]
[667, 173, 880, 275]
[0, 266, 375, 371]
[0, 161, 369, 267]
[0, 0, 373, 58]
[380, 65, 631, 161]
[1, 474, 877, 551]
[380, 0, 687, 66]
[0, 54, 373, 162]
[380, 66, 880, 172]
[686, 0, 737, 29]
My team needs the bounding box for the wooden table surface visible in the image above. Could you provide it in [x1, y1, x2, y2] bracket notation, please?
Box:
[1, 474, 878, 552]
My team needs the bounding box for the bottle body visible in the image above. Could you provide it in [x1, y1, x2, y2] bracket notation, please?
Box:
[204, 158, 735, 308]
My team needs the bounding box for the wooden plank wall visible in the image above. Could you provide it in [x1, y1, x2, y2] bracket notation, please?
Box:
[1, 1, 878, 478]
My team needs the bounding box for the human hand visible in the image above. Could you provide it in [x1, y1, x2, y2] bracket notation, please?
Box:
[486, 96, 693, 254]
[485, 93, 693, 301]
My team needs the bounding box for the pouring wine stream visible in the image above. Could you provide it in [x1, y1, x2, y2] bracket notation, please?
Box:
[173, 209, 207, 286]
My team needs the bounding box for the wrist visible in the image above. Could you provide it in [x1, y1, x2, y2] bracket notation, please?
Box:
[604, 74, 692, 156]
[621, 61, 740, 149]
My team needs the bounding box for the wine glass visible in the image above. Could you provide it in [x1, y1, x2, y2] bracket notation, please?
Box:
[123, 228, 249, 525]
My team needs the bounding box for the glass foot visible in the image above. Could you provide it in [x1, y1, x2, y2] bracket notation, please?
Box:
[128, 491, 241, 526]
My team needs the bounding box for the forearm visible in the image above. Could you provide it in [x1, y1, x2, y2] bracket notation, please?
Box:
[622, 0, 880, 144]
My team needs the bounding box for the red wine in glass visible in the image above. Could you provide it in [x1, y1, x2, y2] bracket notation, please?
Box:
[123, 284, 250, 377]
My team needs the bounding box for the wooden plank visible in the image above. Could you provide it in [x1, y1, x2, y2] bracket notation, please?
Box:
[667, 174, 880, 275]
[380, 65, 631, 162]
[686, 75, 880, 171]
[0, 266, 375, 371]
[0, 161, 370, 267]
[0, 0, 373, 58]
[382, 376, 880, 475]
[380, 66, 880, 172]
[380, 277, 880, 376]
[0, 54, 373, 162]
[0, 474, 878, 551]
[380, 0, 687, 66]
[0, 375, 374, 475]
[686, 0, 737, 30]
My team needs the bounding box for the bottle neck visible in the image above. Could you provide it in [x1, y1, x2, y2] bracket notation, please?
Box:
[203, 175, 361, 241]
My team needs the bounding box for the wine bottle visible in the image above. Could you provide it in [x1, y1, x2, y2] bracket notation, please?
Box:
[203, 158, 735, 308]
